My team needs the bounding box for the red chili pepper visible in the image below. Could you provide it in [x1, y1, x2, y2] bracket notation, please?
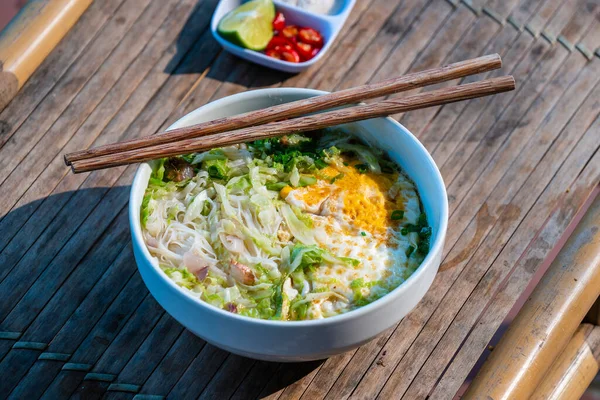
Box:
[298, 27, 323, 48]
[295, 42, 314, 61]
[276, 44, 294, 52]
[272, 12, 285, 31]
[265, 45, 300, 63]
[266, 35, 292, 50]
[265, 49, 282, 60]
[279, 46, 300, 63]
[281, 25, 299, 41]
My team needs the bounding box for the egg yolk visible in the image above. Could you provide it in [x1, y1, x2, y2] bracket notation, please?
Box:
[282, 160, 404, 236]
[280, 185, 293, 199]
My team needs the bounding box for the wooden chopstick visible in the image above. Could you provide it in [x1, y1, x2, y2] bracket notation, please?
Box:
[64, 54, 502, 165]
[70, 76, 515, 173]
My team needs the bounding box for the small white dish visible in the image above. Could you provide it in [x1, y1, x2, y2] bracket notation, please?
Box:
[129, 88, 448, 362]
[211, 0, 356, 73]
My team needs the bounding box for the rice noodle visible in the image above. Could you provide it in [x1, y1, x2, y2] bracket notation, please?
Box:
[141, 133, 430, 320]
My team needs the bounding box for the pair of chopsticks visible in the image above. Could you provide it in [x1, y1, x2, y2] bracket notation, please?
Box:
[65, 54, 514, 173]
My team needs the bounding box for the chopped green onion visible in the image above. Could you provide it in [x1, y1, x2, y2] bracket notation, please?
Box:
[298, 175, 317, 187]
[406, 245, 415, 257]
[391, 210, 404, 220]
[330, 173, 344, 184]
[266, 182, 289, 191]
[404, 223, 420, 233]
[361, 231, 366, 236]
[314, 159, 328, 169]
[417, 226, 432, 255]
[418, 241, 430, 255]
[355, 164, 369, 174]
[401, 228, 408, 236]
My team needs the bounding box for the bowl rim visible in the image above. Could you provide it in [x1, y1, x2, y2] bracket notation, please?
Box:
[272, 0, 355, 18]
[129, 87, 448, 327]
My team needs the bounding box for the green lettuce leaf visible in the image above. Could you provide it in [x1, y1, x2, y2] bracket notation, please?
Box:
[337, 143, 381, 173]
[164, 268, 199, 289]
[203, 159, 229, 180]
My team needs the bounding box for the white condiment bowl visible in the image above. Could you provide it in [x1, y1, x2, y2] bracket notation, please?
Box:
[211, 0, 356, 73]
[129, 88, 448, 362]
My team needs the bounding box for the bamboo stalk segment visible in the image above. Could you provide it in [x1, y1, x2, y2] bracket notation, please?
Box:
[464, 194, 600, 400]
[0, 0, 93, 111]
[531, 324, 600, 400]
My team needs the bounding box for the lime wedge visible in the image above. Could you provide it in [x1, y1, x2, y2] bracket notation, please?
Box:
[218, 0, 275, 51]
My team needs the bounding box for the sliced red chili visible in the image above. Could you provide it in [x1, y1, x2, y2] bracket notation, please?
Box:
[265, 49, 282, 60]
[266, 35, 292, 50]
[276, 44, 294, 52]
[266, 45, 300, 63]
[281, 25, 299, 41]
[272, 12, 285, 31]
[298, 27, 323, 47]
[295, 42, 314, 61]
[279, 47, 300, 63]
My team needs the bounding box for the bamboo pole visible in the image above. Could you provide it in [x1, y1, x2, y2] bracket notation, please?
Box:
[464, 194, 600, 400]
[0, 0, 93, 111]
[530, 324, 600, 400]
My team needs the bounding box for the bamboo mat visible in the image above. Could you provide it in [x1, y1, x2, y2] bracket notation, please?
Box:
[0, 0, 598, 398]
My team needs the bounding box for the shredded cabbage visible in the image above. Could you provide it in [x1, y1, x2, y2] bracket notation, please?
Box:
[141, 132, 429, 320]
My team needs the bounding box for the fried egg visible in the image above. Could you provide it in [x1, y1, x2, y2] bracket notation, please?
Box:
[281, 162, 423, 317]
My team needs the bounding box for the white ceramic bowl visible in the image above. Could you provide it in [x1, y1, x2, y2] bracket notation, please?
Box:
[129, 88, 448, 362]
[211, 0, 356, 73]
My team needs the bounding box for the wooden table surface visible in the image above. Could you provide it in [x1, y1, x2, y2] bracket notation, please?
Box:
[0, 0, 598, 398]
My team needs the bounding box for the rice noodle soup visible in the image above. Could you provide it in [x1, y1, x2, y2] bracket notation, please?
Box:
[141, 130, 431, 320]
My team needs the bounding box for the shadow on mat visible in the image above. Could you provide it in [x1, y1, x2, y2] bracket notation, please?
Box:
[252, 358, 326, 397]
[0, 185, 325, 398]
